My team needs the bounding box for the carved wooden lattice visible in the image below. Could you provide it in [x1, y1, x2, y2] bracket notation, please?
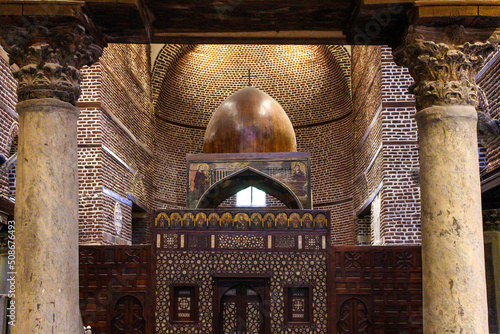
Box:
[329, 246, 423, 334]
[111, 295, 146, 334]
[338, 298, 369, 334]
[246, 302, 262, 334]
[79, 246, 153, 334]
[223, 302, 237, 333]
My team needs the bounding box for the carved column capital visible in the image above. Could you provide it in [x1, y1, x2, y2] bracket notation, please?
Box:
[393, 25, 500, 110]
[0, 24, 103, 105]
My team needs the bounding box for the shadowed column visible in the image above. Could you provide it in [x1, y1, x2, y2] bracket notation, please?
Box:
[0, 24, 102, 333]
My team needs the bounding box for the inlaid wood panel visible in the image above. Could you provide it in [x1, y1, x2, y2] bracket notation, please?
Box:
[79, 246, 153, 334]
[328, 246, 423, 334]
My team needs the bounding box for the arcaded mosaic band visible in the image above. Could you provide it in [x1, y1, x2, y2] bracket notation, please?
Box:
[154, 209, 329, 230]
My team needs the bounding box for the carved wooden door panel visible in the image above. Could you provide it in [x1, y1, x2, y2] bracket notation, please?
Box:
[217, 282, 266, 334]
[111, 295, 146, 334]
[337, 298, 369, 334]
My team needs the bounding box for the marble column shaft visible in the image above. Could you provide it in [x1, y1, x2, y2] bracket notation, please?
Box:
[417, 105, 487, 332]
[394, 25, 500, 333]
[0, 24, 102, 333]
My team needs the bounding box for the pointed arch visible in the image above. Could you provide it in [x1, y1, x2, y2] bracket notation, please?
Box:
[196, 167, 303, 209]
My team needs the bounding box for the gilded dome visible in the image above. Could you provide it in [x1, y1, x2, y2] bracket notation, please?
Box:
[204, 87, 297, 153]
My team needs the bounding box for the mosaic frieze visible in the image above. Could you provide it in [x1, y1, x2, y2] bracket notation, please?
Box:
[155, 209, 329, 230]
[157, 232, 328, 252]
[155, 251, 328, 334]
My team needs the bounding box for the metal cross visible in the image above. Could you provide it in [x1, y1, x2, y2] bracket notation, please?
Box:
[242, 69, 257, 86]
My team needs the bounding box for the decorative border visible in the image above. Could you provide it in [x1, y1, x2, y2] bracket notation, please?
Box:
[154, 209, 329, 231]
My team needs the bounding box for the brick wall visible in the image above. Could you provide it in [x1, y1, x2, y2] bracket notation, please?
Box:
[352, 46, 384, 239]
[352, 46, 421, 245]
[0, 47, 18, 217]
[477, 48, 500, 173]
[78, 44, 154, 245]
[380, 47, 421, 244]
[0, 43, 424, 247]
[154, 45, 355, 245]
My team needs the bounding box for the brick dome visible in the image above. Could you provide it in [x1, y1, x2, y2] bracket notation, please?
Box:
[204, 87, 297, 153]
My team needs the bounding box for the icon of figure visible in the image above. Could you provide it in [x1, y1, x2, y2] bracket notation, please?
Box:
[250, 213, 262, 229]
[290, 162, 307, 196]
[221, 212, 233, 228]
[302, 213, 313, 229]
[193, 164, 209, 198]
[263, 213, 275, 229]
[195, 212, 207, 229]
[235, 213, 249, 230]
[208, 213, 220, 228]
[290, 213, 301, 229]
[156, 212, 168, 228]
[292, 163, 306, 182]
[183, 212, 195, 228]
[314, 213, 327, 229]
[276, 213, 288, 229]
[170, 212, 182, 228]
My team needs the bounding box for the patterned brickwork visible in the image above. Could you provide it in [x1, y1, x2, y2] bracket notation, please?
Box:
[357, 216, 371, 245]
[381, 47, 414, 102]
[78, 145, 104, 244]
[352, 46, 384, 217]
[380, 47, 420, 245]
[1, 43, 426, 247]
[477, 48, 500, 172]
[152, 44, 196, 106]
[154, 44, 354, 244]
[352, 46, 421, 245]
[0, 48, 18, 212]
[80, 64, 102, 102]
[78, 44, 154, 245]
[77, 104, 103, 244]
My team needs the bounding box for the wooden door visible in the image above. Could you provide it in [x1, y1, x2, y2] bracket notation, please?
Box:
[214, 278, 269, 334]
[337, 298, 370, 334]
[111, 295, 146, 334]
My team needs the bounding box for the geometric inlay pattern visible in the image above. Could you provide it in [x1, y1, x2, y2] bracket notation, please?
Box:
[155, 251, 327, 333]
[246, 302, 262, 334]
[164, 234, 179, 249]
[223, 302, 237, 333]
[218, 235, 265, 250]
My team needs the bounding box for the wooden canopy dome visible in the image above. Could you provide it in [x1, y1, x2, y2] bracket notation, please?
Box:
[204, 87, 297, 153]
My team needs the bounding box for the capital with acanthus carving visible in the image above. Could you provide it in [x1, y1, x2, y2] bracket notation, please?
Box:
[0, 24, 103, 106]
[393, 25, 500, 111]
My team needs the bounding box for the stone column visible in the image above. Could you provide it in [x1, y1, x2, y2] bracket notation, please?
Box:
[0, 25, 102, 333]
[394, 25, 500, 333]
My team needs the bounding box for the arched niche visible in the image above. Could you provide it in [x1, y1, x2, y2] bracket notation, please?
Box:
[196, 167, 303, 210]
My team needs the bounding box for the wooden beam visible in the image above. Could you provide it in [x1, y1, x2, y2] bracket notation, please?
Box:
[414, 0, 500, 5]
[152, 30, 346, 45]
[136, 0, 152, 43]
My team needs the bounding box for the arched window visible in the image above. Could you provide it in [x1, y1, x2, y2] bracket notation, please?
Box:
[196, 167, 303, 209]
[236, 187, 266, 207]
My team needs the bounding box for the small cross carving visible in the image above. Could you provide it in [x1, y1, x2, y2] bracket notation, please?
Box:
[242, 69, 257, 86]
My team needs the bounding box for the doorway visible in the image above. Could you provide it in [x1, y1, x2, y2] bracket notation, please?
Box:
[111, 295, 146, 334]
[214, 277, 270, 334]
